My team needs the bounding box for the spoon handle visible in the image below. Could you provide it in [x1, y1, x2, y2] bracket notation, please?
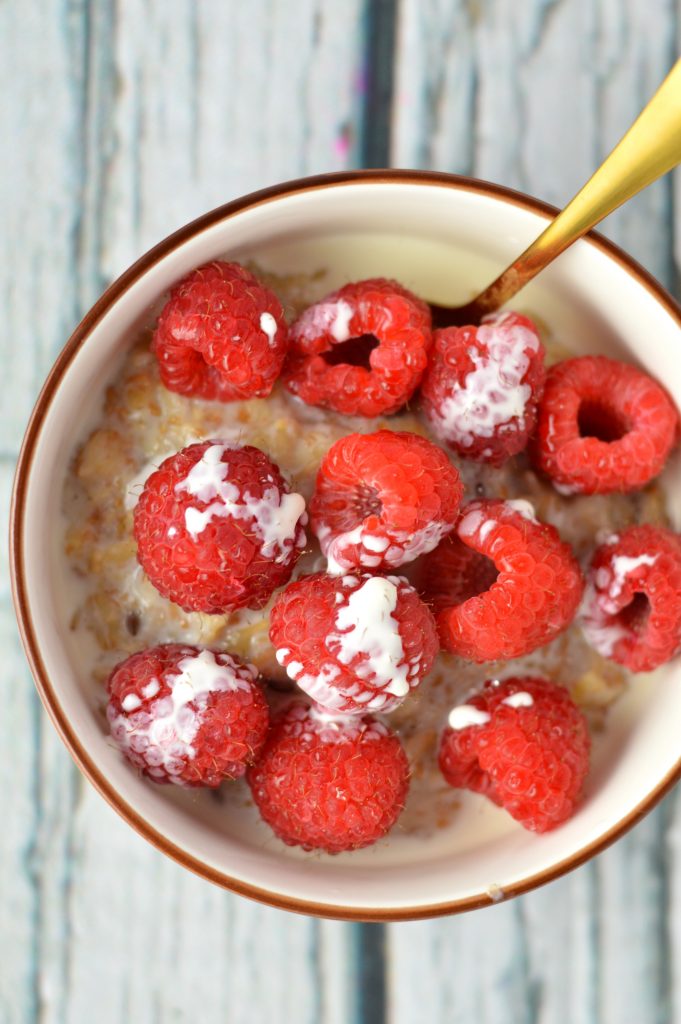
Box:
[467, 59, 681, 320]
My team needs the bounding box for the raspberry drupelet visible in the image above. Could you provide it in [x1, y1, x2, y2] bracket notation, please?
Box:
[269, 572, 438, 713]
[247, 701, 410, 852]
[580, 525, 681, 672]
[421, 498, 584, 661]
[133, 441, 307, 613]
[420, 311, 546, 465]
[531, 355, 678, 494]
[152, 261, 289, 401]
[310, 429, 463, 572]
[439, 677, 590, 833]
[283, 277, 432, 416]
[107, 644, 270, 787]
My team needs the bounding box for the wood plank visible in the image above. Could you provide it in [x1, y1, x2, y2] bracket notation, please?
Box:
[389, 2, 678, 1021]
[393, 0, 676, 280]
[386, 901, 540, 1024]
[667, 789, 681, 1024]
[1, 464, 42, 1024]
[97, 0, 367, 288]
[2, 1, 368, 1021]
[61, 790, 354, 1024]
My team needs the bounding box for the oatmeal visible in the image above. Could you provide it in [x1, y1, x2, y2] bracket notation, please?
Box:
[61, 268, 672, 843]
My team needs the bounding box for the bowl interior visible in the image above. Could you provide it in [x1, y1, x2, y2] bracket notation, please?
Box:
[17, 178, 681, 916]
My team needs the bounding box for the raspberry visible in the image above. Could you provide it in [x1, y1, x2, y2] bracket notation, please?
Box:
[420, 311, 545, 465]
[439, 677, 590, 832]
[282, 278, 432, 416]
[531, 355, 678, 494]
[270, 571, 438, 713]
[152, 261, 288, 401]
[579, 525, 681, 672]
[247, 701, 410, 852]
[423, 498, 584, 661]
[419, 526, 499, 615]
[133, 441, 307, 613]
[310, 430, 463, 572]
[107, 644, 269, 787]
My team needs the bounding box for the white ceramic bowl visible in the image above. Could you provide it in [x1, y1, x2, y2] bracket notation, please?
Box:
[11, 171, 681, 920]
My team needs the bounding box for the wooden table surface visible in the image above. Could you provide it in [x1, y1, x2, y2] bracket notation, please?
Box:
[3, 2, 681, 1021]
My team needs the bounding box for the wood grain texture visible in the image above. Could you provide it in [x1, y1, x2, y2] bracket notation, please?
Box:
[389, 2, 680, 1022]
[2, 2, 366, 1022]
[4, 0, 681, 1021]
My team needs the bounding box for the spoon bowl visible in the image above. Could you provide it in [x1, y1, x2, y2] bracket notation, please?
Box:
[432, 59, 681, 327]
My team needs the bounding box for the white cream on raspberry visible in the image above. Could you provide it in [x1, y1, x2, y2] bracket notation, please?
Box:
[606, 553, 657, 605]
[321, 519, 450, 574]
[294, 299, 354, 344]
[589, 550, 657, 615]
[501, 691, 534, 709]
[308, 705, 362, 731]
[308, 705, 390, 742]
[458, 507, 486, 539]
[108, 650, 256, 783]
[447, 704, 491, 729]
[176, 443, 307, 562]
[579, 582, 628, 657]
[294, 664, 344, 709]
[278, 576, 413, 707]
[459, 499, 536, 547]
[329, 576, 411, 698]
[284, 703, 389, 743]
[259, 312, 278, 347]
[386, 521, 452, 564]
[363, 534, 390, 553]
[505, 499, 538, 524]
[320, 523, 364, 575]
[278, 645, 396, 713]
[428, 313, 540, 448]
[142, 679, 160, 699]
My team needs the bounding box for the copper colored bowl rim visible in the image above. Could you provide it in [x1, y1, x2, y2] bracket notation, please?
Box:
[10, 169, 681, 921]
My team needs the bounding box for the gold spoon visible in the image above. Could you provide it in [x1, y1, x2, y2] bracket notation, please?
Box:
[431, 58, 681, 328]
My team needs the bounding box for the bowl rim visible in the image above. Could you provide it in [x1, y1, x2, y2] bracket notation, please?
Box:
[10, 168, 681, 922]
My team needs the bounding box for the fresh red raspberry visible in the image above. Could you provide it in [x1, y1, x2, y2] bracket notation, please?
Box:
[418, 526, 500, 615]
[422, 498, 584, 661]
[420, 311, 546, 465]
[106, 644, 270, 787]
[269, 571, 438, 713]
[531, 355, 678, 494]
[247, 701, 410, 852]
[133, 441, 307, 613]
[152, 261, 289, 401]
[439, 677, 590, 832]
[282, 278, 432, 416]
[310, 430, 463, 572]
[579, 525, 681, 672]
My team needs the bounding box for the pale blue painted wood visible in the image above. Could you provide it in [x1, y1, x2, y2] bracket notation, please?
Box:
[1, 2, 368, 1022]
[389, 2, 680, 1022]
[4, 0, 681, 1021]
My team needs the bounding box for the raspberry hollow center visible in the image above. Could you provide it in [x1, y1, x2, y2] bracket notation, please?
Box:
[619, 591, 650, 634]
[462, 551, 499, 599]
[353, 482, 383, 521]
[322, 334, 379, 370]
[577, 400, 629, 442]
